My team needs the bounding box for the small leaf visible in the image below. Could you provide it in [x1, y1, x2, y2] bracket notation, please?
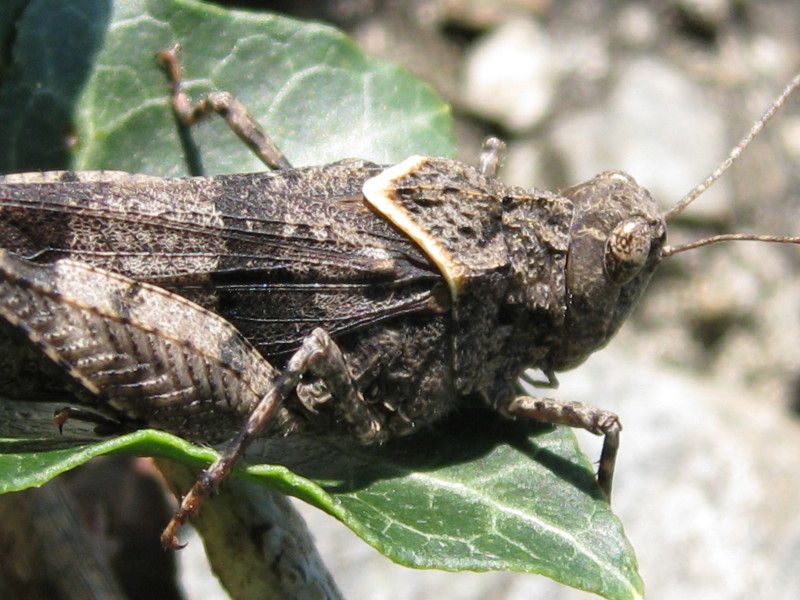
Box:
[0, 1, 642, 598]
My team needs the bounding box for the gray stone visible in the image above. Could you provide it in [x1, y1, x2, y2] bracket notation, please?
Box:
[462, 18, 557, 131]
[551, 58, 730, 220]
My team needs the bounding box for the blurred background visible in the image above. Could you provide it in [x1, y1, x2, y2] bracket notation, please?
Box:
[3, 1, 800, 598]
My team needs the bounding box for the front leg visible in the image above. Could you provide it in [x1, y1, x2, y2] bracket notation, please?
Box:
[504, 396, 621, 499]
[161, 327, 385, 549]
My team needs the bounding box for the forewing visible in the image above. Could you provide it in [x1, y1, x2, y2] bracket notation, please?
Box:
[0, 160, 445, 357]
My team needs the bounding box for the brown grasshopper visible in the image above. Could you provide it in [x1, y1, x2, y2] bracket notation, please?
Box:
[1, 46, 799, 549]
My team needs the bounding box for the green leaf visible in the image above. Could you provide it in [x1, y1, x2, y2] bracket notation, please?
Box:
[0, 1, 642, 598]
[0, 0, 453, 174]
[0, 408, 642, 600]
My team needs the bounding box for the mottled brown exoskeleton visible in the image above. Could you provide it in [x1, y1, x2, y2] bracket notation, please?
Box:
[1, 47, 799, 548]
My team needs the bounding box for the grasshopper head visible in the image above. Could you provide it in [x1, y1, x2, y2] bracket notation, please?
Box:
[547, 170, 666, 370]
[543, 71, 800, 372]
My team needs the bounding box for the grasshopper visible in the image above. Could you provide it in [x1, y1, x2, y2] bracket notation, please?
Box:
[1, 46, 799, 549]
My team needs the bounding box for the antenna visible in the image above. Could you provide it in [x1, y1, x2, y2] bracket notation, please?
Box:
[663, 71, 800, 221]
[662, 233, 800, 257]
[660, 71, 800, 258]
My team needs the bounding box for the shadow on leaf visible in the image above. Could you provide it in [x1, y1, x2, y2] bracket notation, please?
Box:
[242, 405, 601, 499]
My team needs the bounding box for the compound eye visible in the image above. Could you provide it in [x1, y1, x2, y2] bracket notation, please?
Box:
[604, 218, 652, 284]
